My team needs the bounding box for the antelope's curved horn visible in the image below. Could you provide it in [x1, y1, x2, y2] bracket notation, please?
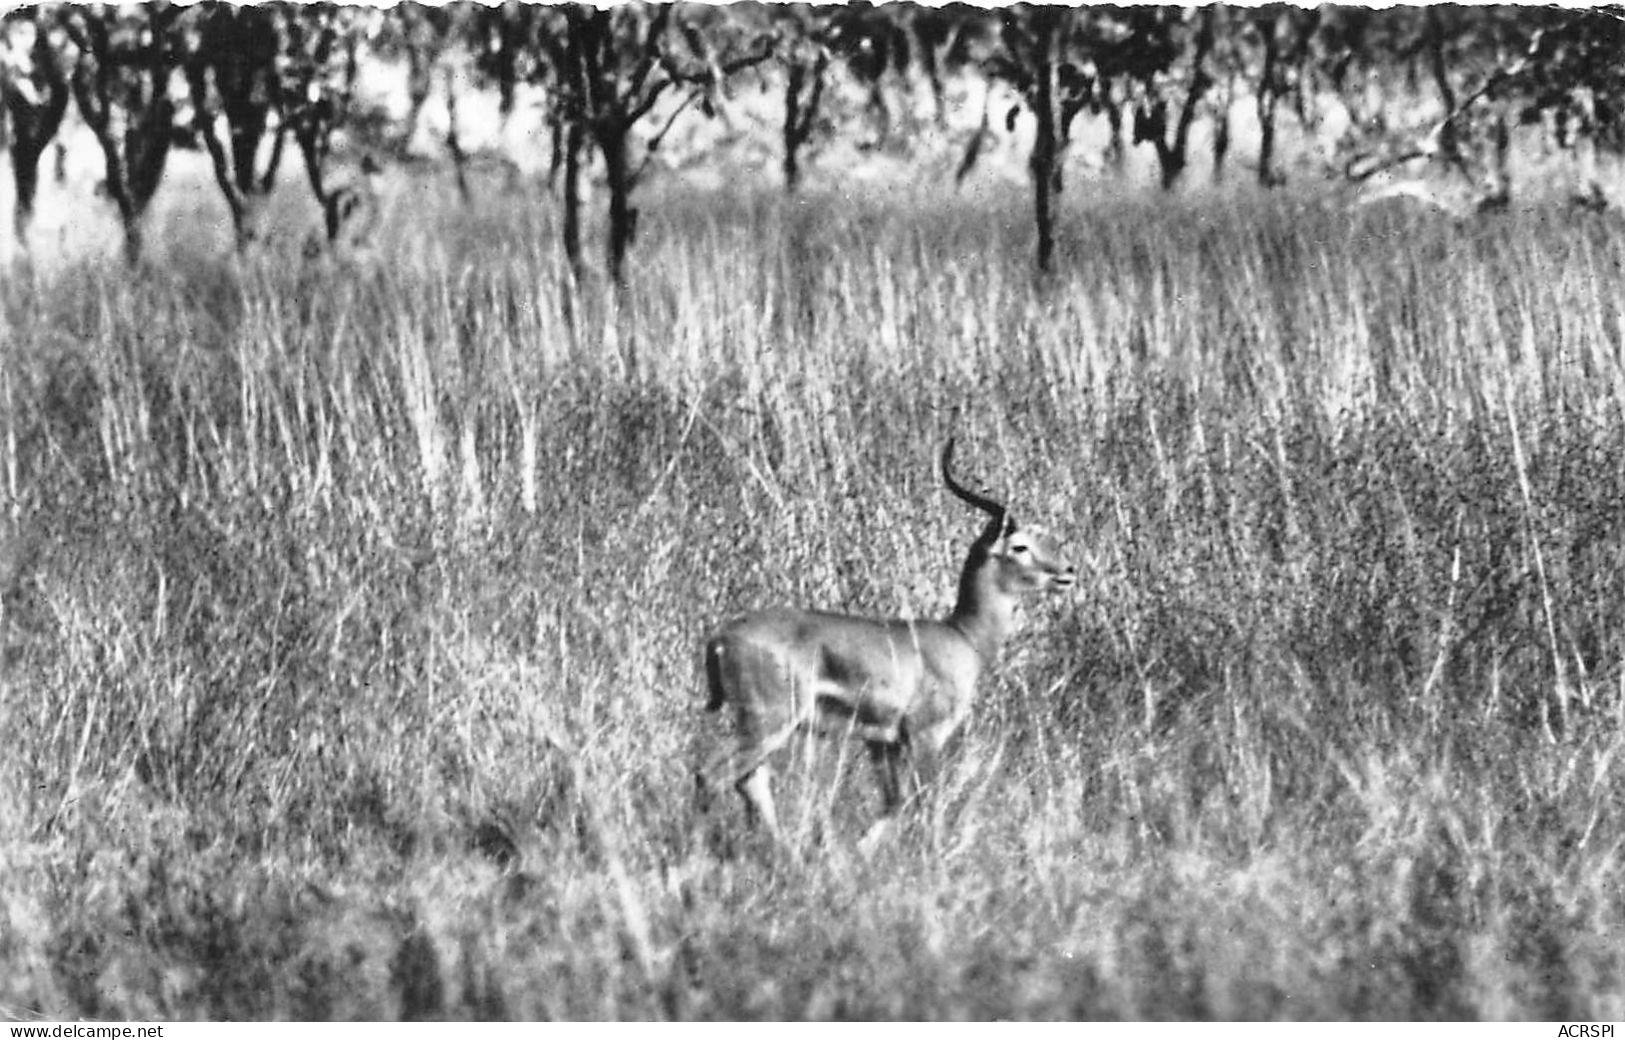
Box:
[941, 438, 1008, 537]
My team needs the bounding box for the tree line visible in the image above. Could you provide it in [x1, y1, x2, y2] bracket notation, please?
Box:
[3, 2, 1624, 276]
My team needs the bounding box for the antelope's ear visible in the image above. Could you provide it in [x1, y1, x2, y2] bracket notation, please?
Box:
[1001, 516, 1018, 539]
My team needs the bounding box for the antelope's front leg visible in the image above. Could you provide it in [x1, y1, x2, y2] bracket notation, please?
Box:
[858, 740, 906, 855]
[904, 720, 960, 807]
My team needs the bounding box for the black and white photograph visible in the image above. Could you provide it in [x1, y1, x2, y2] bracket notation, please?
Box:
[2, 0, 1623, 1022]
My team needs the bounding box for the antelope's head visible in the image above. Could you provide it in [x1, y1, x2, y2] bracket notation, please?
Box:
[942, 439, 1076, 597]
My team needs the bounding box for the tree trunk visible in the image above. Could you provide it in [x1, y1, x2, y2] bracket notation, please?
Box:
[82, 124, 164, 265]
[601, 122, 636, 287]
[866, 79, 891, 146]
[1157, 150, 1187, 192]
[1157, 8, 1215, 193]
[926, 56, 947, 130]
[1486, 112, 1511, 206]
[1101, 85, 1125, 172]
[10, 142, 42, 247]
[783, 63, 804, 193]
[1256, 16, 1282, 188]
[920, 26, 956, 130]
[402, 54, 434, 152]
[494, 5, 523, 121]
[1257, 93, 1278, 188]
[1024, 9, 1071, 273]
[445, 66, 472, 207]
[296, 127, 329, 210]
[1425, 9, 1462, 174]
[561, 119, 584, 281]
[1033, 138, 1057, 274]
[595, 120, 639, 375]
[229, 114, 267, 193]
[546, 108, 565, 194]
[1030, 63, 1059, 273]
[2, 17, 70, 253]
[781, 53, 827, 195]
[119, 207, 147, 266]
[5, 93, 67, 249]
[196, 124, 252, 249]
[190, 78, 263, 249]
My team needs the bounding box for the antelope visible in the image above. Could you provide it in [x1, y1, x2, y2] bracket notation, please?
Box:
[702, 439, 1076, 848]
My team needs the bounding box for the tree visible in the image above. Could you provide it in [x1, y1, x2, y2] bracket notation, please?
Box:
[181, 2, 286, 249]
[1335, 9, 1581, 215]
[469, 0, 524, 122]
[542, 3, 770, 285]
[466, 2, 570, 192]
[0, 5, 71, 253]
[181, 2, 383, 253]
[1205, 18, 1241, 183]
[392, 2, 455, 155]
[60, 2, 189, 265]
[769, 5, 835, 194]
[374, 2, 482, 204]
[276, 3, 376, 244]
[987, 5, 1105, 273]
[1246, 6, 1320, 188]
[826, 2, 910, 150]
[1492, 7, 1625, 208]
[905, 4, 989, 131]
[1123, 7, 1217, 191]
[988, 6, 1092, 274]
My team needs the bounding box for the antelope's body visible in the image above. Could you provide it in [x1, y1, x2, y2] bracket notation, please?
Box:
[706, 611, 982, 745]
[703, 440, 1074, 845]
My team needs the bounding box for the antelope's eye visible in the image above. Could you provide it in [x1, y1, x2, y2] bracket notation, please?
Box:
[1010, 544, 1029, 555]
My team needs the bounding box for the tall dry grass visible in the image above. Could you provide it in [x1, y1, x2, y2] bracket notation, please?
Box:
[2, 172, 1624, 1019]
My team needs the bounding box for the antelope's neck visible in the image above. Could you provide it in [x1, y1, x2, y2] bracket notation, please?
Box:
[948, 550, 1016, 664]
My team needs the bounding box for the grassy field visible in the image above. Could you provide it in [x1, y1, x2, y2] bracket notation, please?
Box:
[3, 172, 1625, 1020]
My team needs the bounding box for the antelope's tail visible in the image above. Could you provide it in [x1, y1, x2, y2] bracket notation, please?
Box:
[704, 638, 727, 712]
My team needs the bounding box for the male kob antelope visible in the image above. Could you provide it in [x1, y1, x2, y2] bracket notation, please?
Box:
[703, 439, 1075, 847]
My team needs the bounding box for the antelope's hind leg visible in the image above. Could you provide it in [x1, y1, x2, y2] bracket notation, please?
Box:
[866, 740, 906, 814]
[710, 638, 807, 849]
[859, 740, 906, 854]
[736, 763, 783, 843]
